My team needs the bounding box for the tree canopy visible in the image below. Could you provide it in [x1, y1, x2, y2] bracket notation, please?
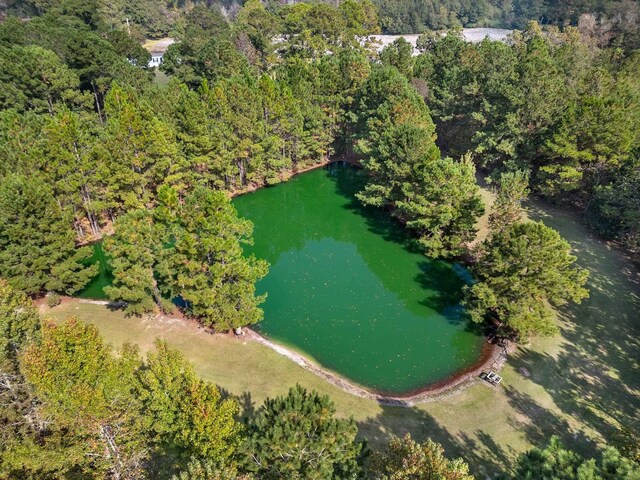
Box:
[243, 385, 363, 479]
[464, 221, 589, 339]
[370, 434, 474, 480]
[0, 174, 97, 296]
[509, 436, 640, 480]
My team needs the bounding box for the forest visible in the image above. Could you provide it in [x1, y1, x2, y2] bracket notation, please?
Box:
[4, 0, 640, 46]
[0, 0, 639, 478]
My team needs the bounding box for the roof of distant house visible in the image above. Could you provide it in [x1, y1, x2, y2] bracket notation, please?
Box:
[143, 37, 176, 55]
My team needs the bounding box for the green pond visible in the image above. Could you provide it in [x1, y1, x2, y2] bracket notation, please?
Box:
[78, 241, 111, 300]
[78, 163, 485, 394]
[233, 163, 484, 394]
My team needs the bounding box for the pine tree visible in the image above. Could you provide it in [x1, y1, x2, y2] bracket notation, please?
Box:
[243, 385, 362, 480]
[379, 38, 415, 78]
[173, 457, 253, 480]
[355, 68, 484, 257]
[0, 44, 91, 115]
[42, 108, 103, 236]
[156, 186, 269, 331]
[103, 209, 170, 315]
[488, 169, 530, 233]
[370, 434, 473, 480]
[512, 436, 640, 480]
[101, 83, 181, 212]
[464, 221, 589, 340]
[0, 109, 47, 178]
[236, 0, 279, 68]
[0, 174, 97, 295]
[397, 153, 484, 257]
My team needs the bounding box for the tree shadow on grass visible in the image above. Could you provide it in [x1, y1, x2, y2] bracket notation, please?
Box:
[503, 384, 593, 451]
[356, 403, 515, 477]
[509, 317, 640, 444]
[508, 200, 640, 446]
[218, 387, 258, 424]
[456, 429, 515, 477]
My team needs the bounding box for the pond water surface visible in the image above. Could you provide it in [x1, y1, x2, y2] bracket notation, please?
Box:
[233, 163, 484, 394]
[78, 241, 111, 300]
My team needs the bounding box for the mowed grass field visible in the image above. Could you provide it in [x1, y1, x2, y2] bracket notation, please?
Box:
[42, 195, 640, 477]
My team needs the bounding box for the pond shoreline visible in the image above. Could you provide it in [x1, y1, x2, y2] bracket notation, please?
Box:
[69, 161, 508, 403]
[228, 155, 362, 198]
[244, 328, 506, 405]
[58, 297, 507, 405]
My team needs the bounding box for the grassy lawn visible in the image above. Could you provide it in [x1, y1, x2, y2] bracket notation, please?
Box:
[42, 196, 640, 477]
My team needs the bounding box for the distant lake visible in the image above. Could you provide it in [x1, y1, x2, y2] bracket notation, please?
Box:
[372, 28, 513, 54]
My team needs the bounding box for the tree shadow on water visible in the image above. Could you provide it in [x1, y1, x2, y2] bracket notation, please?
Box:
[414, 260, 480, 330]
[330, 163, 421, 252]
[330, 163, 482, 332]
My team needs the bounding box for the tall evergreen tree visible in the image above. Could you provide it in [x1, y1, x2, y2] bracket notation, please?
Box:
[397, 153, 484, 257]
[41, 108, 103, 236]
[101, 83, 181, 213]
[0, 174, 97, 295]
[0, 44, 91, 115]
[243, 385, 362, 480]
[103, 209, 169, 315]
[355, 67, 484, 257]
[488, 169, 530, 233]
[172, 457, 253, 480]
[589, 164, 640, 256]
[157, 187, 269, 331]
[379, 38, 415, 78]
[464, 221, 589, 339]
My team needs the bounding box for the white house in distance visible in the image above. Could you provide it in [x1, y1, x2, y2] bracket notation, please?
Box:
[143, 37, 175, 68]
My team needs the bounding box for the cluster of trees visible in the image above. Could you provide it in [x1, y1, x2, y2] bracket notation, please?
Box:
[5, 0, 640, 50]
[1, 281, 638, 478]
[0, 0, 636, 477]
[461, 169, 589, 339]
[1, 0, 604, 341]
[364, 33, 594, 340]
[105, 186, 268, 330]
[374, 0, 513, 33]
[2, 0, 238, 39]
[352, 65, 484, 258]
[0, 0, 380, 330]
[373, 0, 640, 50]
[508, 436, 640, 480]
[384, 24, 640, 260]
